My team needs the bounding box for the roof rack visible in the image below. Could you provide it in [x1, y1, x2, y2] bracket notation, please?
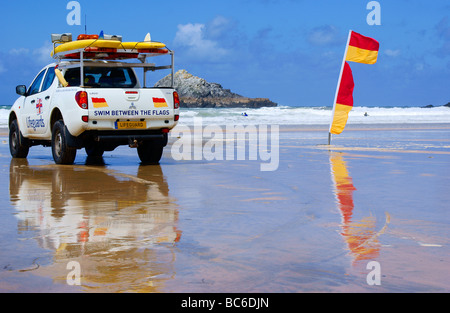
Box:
[51, 33, 175, 88]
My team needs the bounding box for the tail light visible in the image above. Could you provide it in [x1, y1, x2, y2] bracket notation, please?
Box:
[173, 91, 180, 109]
[75, 91, 88, 109]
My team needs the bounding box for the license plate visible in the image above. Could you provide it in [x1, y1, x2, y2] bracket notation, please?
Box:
[115, 121, 147, 129]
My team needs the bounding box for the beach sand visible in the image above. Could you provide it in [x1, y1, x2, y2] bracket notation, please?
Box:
[0, 123, 449, 293]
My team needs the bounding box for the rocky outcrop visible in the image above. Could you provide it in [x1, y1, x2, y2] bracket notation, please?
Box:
[422, 102, 450, 108]
[154, 69, 277, 108]
[179, 97, 278, 108]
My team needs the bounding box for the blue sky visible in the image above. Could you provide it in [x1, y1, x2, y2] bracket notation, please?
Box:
[0, 0, 449, 107]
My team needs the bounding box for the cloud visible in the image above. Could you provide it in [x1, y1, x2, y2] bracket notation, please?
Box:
[205, 15, 233, 39]
[0, 41, 54, 84]
[384, 49, 401, 57]
[435, 17, 450, 57]
[8, 41, 53, 66]
[307, 25, 342, 46]
[415, 63, 424, 71]
[32, 41, 54, 64]
[173, 19, 229, 62]
[9, 48, 30, 55]
[435, 17, 450, 40]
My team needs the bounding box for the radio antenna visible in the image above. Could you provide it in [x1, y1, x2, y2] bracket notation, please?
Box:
[85, 14, 87, 33]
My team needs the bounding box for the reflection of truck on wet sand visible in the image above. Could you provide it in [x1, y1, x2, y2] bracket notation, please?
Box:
[10, 159, 181, 254]
[9, 159, 181, 291]
[8, 33, 179, 164]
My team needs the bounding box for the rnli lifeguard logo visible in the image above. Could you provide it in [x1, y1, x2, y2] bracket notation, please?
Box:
[36, 98, 43, 114]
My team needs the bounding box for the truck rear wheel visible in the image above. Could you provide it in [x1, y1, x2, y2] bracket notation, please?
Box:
[137, 141, 164, 164]
[85, 145, 105, 158]
[52, 120, 77, 165]
[9, 119, 29, 158]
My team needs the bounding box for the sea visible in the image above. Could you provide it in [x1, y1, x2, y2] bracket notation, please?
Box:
[1, 105, 449, 128]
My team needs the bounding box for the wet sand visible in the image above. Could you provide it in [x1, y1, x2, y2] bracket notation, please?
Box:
[0, 123, 449, 293]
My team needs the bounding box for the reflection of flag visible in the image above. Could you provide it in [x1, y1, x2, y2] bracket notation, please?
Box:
[329, 152, 380, 264]
[330, 62, 354, 135]
[346, 31, 379, 64]
[92, 97, 108, 108]
[153, 97, 168, 108]
[330, 152, 356, 224]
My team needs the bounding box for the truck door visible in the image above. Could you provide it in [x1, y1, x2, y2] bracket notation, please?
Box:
[22, 67, 55, 135]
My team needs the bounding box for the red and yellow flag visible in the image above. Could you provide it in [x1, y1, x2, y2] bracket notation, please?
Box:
[153, 97, 168, 108]
[346, 31, 379, 64]
[330, 62, 354, 135]
[92, 97, 108, 108]
[329, 31, 379, 138]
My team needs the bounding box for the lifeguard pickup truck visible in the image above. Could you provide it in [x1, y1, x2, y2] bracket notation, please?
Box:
[9, 33, 179, 164]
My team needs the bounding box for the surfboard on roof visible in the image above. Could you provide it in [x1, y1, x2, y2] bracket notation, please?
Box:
[51, 32, 168, 60]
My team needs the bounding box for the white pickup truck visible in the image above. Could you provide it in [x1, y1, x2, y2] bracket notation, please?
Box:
[9, 33, 179, 164]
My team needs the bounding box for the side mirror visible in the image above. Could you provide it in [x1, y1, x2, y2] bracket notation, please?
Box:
[16, 85, 27, 96]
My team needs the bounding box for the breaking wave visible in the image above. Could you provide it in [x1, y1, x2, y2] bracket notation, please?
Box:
[177, 105, 450, 126]
[1, 105, 449, 128]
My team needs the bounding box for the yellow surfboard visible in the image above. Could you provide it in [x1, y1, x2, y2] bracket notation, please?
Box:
[51, 33, 167, 58]
[52, 39, 122, 56]
[119, 41, 166, 50]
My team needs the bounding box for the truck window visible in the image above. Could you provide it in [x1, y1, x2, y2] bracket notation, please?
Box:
[28, 69, 46, 96]
[42, 67, 56, 92]
[64, 67, 138, 88]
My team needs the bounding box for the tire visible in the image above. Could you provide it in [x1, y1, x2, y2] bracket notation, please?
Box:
[9, 119, 29, 158]
[52, 120, 77, 164]
[85, 144, 105, 165]
[85, 145, 104, 157]
[137, 140, 164, 164]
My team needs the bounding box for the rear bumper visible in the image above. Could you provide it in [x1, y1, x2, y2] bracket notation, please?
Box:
[65, 127, 168, 149]
[95, 132, 165, 142]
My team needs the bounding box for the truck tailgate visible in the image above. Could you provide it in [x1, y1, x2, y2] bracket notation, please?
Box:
[86, 88, 177, 130]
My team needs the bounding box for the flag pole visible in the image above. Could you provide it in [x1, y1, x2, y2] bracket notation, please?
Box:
[328, 30, 353, 145]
